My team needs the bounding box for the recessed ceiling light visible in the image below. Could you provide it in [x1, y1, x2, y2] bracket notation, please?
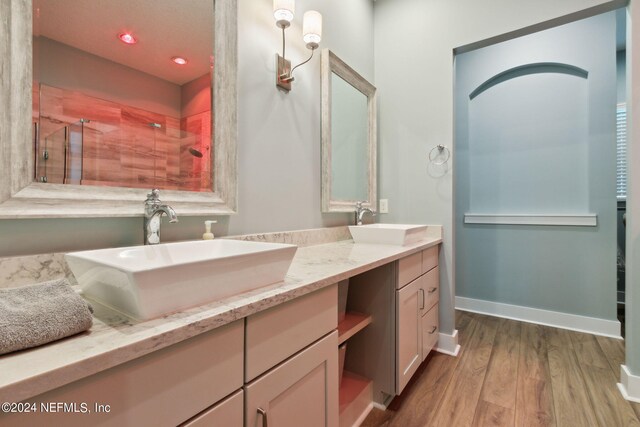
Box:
[172, 57, 188, 65]
[118, 33, 137, 45]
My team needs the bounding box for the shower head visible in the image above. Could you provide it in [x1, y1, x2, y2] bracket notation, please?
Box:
[189, 147, 203, 158]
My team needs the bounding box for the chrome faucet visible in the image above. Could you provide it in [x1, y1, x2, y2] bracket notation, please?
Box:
[354, 201, 376, 226]
[144, 189, 178, 245]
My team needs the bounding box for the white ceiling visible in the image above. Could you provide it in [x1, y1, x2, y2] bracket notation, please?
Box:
[33, 0, 213, 85]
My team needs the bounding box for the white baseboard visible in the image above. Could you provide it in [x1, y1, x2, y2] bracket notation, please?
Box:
[353, 403, 373, 427]
[371, 402, 387, 411]
[435, 330, 461, 356]
[455, 296, 621, 338]
[618, 365, 640, 403]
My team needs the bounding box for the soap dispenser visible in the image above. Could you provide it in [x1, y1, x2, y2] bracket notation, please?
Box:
[203, 220, 217, 240]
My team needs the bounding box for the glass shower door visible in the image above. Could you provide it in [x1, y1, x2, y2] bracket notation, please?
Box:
[37, 124, 66, 184]
[65, 119, 84, 185]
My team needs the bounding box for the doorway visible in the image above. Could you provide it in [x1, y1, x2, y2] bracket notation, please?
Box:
[454, 12, 619, 334]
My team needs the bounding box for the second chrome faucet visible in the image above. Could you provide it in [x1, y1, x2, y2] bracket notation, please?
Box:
[354, 201, 376, 226]
[144, 189, 178, 245]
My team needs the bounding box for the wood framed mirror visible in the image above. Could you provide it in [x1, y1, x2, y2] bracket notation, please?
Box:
[0, 0, 237, 218]
[321, 49, 377, 213]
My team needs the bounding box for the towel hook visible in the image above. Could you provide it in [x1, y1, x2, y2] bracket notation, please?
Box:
[428, 144, 450, 165]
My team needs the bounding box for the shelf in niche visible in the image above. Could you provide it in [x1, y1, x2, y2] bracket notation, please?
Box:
[339, 371, 373, 427]
[463, 213, 597, 227]
[338, 312, 372, 345]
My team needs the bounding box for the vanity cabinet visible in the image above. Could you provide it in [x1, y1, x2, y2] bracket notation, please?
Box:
[0, 320, 244, 427]
[341, 244, 441, 407]
[244, 284, 339, 427]
[395, 247, 440, 394]
[2, 244, 443, 426]
[2, 287, 339, 427]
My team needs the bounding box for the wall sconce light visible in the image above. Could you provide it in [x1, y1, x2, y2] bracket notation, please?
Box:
[274, 0, 322, 92]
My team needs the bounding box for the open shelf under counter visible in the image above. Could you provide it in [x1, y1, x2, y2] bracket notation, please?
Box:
[339, 371, 373, 427]
[338, 312, 373, 345]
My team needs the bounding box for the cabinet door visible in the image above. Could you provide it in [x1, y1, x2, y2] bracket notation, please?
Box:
[181, 390, 243, 427]
[396, 275, 424, 394]
[245, 331, 339, 427]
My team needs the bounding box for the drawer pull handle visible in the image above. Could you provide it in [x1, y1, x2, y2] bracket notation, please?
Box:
[257, 407, 268, 427]
[428, 325, 437, 334]
[427, 287, 437, 294]
[419, 288, 425, 310]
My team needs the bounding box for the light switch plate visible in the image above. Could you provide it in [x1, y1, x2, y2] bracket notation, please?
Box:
[379, 199, 389, 213]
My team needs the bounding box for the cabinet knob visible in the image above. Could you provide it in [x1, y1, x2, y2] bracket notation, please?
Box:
[427, 287, 437, 294]
[257, 407, 268, 427]
[428, 325, 437, 334]
[419, 289, 425, 310]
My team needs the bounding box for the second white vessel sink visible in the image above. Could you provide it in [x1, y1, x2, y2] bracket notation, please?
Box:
[349, 223, 428, 246]
[66, 239, 297, 320]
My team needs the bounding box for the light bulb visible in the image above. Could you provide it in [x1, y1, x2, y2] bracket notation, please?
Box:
[274, 0, 294, 28]
[118, 33, 137, 45]
[303, 11, 322, 49]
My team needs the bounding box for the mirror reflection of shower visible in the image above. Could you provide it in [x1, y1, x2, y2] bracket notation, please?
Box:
[32, 0, 214, 192]
[33, 83, 212, 192]
[189, 147, 204, 158]
[37, 118, 89, 185]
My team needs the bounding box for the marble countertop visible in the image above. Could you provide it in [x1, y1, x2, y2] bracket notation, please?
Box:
[0, 235, 441, 403]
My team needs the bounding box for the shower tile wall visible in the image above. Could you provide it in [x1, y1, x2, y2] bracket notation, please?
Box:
[35, 84, 211, 191]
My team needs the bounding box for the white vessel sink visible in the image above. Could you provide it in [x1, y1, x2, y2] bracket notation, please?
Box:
[349, 224, 428, 246]
[66, 240, 297, 320]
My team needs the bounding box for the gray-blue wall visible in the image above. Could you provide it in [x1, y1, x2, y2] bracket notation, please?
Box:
[454, 13, 617, 321]
[373, 0, 620, 337]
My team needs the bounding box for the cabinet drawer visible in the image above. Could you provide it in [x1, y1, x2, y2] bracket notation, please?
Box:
[421, 246, 438, 273]
[246, 284, 337, 381]
[1, 320, 244, 427]
[181, 390, 243, 427]
[245, 331, 339, 427]
[422, 266, 439, 312]
[422, 305, 439, 361]
[397, 251, 422, 289]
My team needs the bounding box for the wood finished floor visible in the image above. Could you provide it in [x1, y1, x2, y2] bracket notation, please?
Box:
[361, 311, 640, 427]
